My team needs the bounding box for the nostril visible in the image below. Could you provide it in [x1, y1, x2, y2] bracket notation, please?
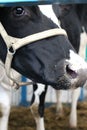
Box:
[66, 65, 78, 79]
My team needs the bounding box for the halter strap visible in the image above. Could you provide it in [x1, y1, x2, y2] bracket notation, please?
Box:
[0, 22, 67, 88]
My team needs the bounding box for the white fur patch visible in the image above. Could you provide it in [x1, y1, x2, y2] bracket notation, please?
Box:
[35, 117, 45, 130]
[34, 84, 45, 104]
[67, 50, 87, 72]
[39, 5, 61, 27]
[35, 84, 45, 96]
[0, 86, 11, 106]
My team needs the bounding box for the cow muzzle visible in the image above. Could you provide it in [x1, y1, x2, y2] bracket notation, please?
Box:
[52, 59, 87, 90]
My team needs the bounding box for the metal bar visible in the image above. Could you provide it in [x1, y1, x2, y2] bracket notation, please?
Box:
[0, 0, 52, 6]
[0, 0, 87, 6]
[79, 88, 84, 101]
[19, 76, 29, 106]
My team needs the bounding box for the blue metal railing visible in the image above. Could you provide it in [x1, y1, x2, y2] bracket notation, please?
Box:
[0, 0, 52, 6]
[0, 0, 87, 6]
[20, 76, 29, 106]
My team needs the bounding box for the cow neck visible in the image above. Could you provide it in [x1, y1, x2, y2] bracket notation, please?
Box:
[0, 22, 67, 89]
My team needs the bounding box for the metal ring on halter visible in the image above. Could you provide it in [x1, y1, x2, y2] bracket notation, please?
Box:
[7, 45, 16, 55]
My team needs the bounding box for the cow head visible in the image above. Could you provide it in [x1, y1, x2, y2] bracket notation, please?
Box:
[0, 6, 87, 90]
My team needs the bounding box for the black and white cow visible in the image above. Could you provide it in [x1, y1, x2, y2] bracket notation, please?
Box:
[0, 5, 87, 89]
[0, 5, 87, 130]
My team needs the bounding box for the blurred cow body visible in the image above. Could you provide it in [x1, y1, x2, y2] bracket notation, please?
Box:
[52, 4, 87, 53]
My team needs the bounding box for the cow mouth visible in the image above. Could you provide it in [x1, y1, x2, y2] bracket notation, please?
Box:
[66, 65, 78, 79]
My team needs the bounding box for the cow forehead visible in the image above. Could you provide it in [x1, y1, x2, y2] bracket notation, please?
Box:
[39, 5, 60, 27]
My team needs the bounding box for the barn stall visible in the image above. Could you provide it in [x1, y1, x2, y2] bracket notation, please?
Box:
[0, 0, 87, 130]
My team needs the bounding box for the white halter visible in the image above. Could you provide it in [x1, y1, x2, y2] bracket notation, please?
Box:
[0, 22, 67, 88]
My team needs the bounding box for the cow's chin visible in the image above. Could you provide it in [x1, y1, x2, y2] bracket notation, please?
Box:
[49, 68, 87, 90]
[50, 73, 81, 90]
[41, 59, 87, 90]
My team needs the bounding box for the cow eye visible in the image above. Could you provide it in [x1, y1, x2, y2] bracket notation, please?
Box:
[13, 7, 25, 16]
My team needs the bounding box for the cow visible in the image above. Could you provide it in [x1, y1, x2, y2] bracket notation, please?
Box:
[0, 5, 87, 89]
[0, 5, 87, 130]
[52, 3, 87, 128]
